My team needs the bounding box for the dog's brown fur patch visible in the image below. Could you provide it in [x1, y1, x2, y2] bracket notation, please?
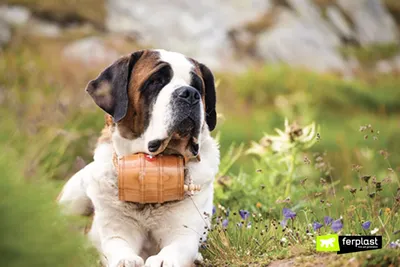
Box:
[116, 51, 161, 139]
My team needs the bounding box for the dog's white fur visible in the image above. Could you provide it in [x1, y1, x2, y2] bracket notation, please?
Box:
[58, 50, 219, 267]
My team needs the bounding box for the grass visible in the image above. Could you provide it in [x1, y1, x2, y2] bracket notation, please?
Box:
[203, 121, 400, 266]
[3, 0, 106, 29]
[1, 22, 400, 266]
[340, 43, 400, 67]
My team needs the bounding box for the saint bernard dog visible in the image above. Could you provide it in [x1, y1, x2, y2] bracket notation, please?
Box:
[58, 49, 220, 267]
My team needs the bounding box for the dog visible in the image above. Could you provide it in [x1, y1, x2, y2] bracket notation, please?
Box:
[57, 49, 220, 267]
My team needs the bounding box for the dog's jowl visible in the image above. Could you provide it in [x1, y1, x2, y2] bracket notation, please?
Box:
[58, 49, 220, 267]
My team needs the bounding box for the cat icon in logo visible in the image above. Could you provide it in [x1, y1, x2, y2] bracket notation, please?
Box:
[316, 234, 340, 252]
[320, 237, 336, 248]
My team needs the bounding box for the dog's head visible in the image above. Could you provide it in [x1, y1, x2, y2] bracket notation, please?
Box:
[86, 49, 216, 159]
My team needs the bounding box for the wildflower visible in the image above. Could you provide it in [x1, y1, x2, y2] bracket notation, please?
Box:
[212, 206, 216, 215]
[389, 242, 399, 249]
[222, 219, 229, 228]
[371, 228, 379, 235]
[283, 208, 296, 219]
[300, 178, 308, 185]
[280, 219, 288, 228]
[312, 222, 323, 231]
[237, 222, 243, 228]
[239, 210, 250, 220]
[331, 219, 343, 233]
[324, 216, 333, 226]
[385, 208, 391, 215]
[256, 202, 262, 208]
[361, 175, 371, 183]
[247, 222, 252, 229]
[281, 237, 287, 243]
[362, 221, 371, 230]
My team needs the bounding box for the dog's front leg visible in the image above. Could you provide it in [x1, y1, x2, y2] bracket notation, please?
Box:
[96, 214, 145, 267]
[144, 233, 199, 267]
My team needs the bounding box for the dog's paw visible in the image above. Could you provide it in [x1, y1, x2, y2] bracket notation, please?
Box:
[111, 256, 144, 267]
[144, 255, 179, 267]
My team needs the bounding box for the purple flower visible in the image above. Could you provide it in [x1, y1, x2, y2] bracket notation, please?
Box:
[331, 219, 343, 233]
[280, 219, 288, 228]
[362, 221, 371, 230]
[212, 206, 216, 216]
[389, 242, 399, 249]
[324, 216, 333, 226]
[283, 208, 296, 219]
[222, 218, 229, 228]
[239, 210, 250, 220]
[247, 222, 252, 229]
[237, 222, 243, 228]
[313, 222, 323, 231]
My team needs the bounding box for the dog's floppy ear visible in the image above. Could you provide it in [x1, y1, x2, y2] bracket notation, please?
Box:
[85, 51, 144, 122]
[199, 63, 217, 131]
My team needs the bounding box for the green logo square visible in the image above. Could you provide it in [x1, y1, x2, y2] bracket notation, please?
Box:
[316, 234, 340, 252]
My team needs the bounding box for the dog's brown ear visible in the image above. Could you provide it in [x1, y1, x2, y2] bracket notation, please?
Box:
[85, 51, 144, 122]
[199, 63, 217, 131]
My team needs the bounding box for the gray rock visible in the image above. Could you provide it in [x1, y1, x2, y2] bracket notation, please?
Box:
[105, 0, 270, 70]
[392, 54, 400, 72]
[62, 37, 119, 67]
[337, 0, 399, 45]
[325, 5, 355, 40]
[29, 19, 62, 38]
[0, 19, 11, 47]
[287, 0, 340, 47]
[0, 5, 31, 26]
[375, 60, 393, 74]
[256, 8, 349, 74]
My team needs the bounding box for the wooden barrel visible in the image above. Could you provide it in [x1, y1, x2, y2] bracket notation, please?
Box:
[118, 153, 185, 204]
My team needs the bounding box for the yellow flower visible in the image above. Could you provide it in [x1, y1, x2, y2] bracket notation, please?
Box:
[256, 202, 262, 208]
[385, 208, 391, 215]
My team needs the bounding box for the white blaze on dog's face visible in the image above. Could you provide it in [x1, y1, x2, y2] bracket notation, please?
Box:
[85, 49, 217, 158]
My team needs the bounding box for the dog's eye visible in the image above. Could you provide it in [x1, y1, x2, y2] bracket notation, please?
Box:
[147, 78, 165, 90]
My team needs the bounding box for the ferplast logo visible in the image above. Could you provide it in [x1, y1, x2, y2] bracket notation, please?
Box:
[316, 235, 383, 254]
[316, 234, 340, 252]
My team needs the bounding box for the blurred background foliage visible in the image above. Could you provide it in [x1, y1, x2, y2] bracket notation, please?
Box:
[1, 0, 400, 266]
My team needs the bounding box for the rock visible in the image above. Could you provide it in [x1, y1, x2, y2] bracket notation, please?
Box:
[0, 5, 31, 26]
[287, 0, 341, 47]
[393, 54, 400, 72]
[105, 0, 270, 70]
[337, 0, 399, 45]
[325, 5, 355, 41]
[62, 37, 119, 67]
[0, 19, 11, 47]
[256, 8, 350, 74]
[29, 19, 62, 38]
[375, 60, 393, 74]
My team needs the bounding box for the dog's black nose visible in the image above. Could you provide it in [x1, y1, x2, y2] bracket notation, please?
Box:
[178, 86, 200, 105]
[148, 139, 162, 153]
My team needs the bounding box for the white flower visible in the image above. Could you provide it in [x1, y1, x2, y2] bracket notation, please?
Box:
[281, 237, 287, 243]
[371, 228, 379, 235]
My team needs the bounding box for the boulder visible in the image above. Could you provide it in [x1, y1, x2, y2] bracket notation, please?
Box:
[256, 8, 350, 74]
[0, 5, 31, 26]
[337, 0, 399, 45]
[62, 37, 119, 67]
[29, 19, 62, 38]
[0, 19, 11, 48]
[105, 0, 270, 70]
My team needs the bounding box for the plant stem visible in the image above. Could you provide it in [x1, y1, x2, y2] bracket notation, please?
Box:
[285, 152, 296, 196]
